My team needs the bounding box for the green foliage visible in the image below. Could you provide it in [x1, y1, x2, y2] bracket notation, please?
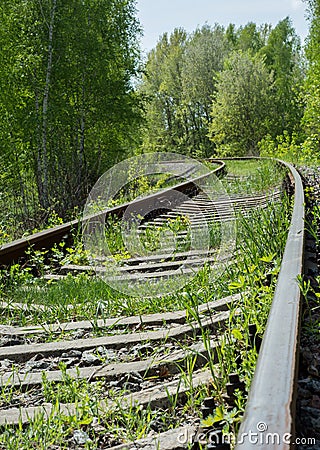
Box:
[209, 18, 304, 158]
[302, 0, 320, 156]
[258, 17, 304, 137]
[209, 51, 274, 156]
[0, 0, 143, 228]
[140, 25, 230, 156]
[62, 245, 90, 266]
[0, 263, 34, 290]
[140, 216, 191, 254]
[140, 19, 304, 159]
[179, 25, 230, 156]
[139, 28, 188, 153]
[42, 363, 90, 404]
[236, 22, 269, 53]
[259, 132, 320, 165]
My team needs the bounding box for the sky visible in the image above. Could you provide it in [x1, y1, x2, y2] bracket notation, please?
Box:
[136, 0, 309, 54]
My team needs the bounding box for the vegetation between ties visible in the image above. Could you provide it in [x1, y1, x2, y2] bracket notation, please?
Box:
[0, 161, 292, 448]
[0, 0, 320, 447]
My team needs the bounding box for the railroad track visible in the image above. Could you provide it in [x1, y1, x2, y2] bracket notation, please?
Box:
[45, 188, 282, 286]
[0, 158, 305, 449]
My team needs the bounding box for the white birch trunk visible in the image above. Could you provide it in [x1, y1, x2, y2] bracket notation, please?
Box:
[41, 0, 57, 209]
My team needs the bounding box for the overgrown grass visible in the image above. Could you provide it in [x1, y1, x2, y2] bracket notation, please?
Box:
[223, 159, 286, 194]
[0, 352, 209, 449]
[0, 398, 204, 449]
[224, 159, 268, 176]
[178, 195, 291, 441]
[206, 158, 285, 194]
[0, 162, 292, 448]
[0, 196, 290, 327]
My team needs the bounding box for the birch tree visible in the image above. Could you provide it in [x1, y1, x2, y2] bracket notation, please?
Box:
[0, 0, 142, 220]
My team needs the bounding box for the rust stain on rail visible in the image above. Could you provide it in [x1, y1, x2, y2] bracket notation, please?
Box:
[0, 161, 226, 266]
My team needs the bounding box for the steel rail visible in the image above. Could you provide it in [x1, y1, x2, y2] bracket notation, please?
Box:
[0, 156, 303, 446]
[0, 160, 226, 266]
[231, 159, 304, 450]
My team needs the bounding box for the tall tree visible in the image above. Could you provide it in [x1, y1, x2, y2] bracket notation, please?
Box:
[140, 25, 230, 156]
[140, 19, 304, 158]
[0, 0, 142, 220]
[140, 28, 187, 153]
[208, 51, 274, 155]
[180, 24, 230, 155]
[259, 17, 304, 137]
[302, 0, 320, 153]
[237, 22, 268, 53]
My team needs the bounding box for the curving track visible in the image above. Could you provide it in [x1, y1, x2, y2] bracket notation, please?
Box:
[0, 158, 305, 449]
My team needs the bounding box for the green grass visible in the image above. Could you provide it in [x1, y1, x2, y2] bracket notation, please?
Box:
[0, 196, 290, 326]
[0, 384, 208, 449]
[0, 161, 292, 448]
[223, 159, 267, 177]
[206, 158, 286, 196]
[224, 160, 286, 194]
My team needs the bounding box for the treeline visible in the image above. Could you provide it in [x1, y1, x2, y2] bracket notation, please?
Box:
[303, 0, 320, 156]
[139, 19, 304, 157]
[1, 0, 320, 237]
[0, 0, 142, 232]
[139, 1, 320, 163]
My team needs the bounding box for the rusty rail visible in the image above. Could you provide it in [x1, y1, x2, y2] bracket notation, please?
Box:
[0, 160, 226, 266]
[0, 157, 305, 448]
[0, 156, 305, 447]
[233, 160, 304, 449]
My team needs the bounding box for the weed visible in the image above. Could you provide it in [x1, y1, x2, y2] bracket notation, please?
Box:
[0, 160, 292, 447]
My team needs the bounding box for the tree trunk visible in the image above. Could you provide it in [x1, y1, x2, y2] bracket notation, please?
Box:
[41, 0, 57, 210]
[78, 74, 86, 188]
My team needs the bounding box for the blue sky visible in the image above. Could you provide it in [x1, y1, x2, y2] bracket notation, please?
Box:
[136, 0, 309, 54]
